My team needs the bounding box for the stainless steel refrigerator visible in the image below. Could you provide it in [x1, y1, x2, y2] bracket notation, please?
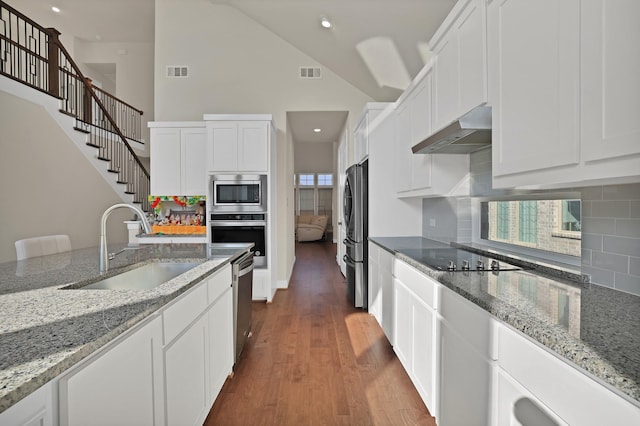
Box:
[343, 160, 368, 309]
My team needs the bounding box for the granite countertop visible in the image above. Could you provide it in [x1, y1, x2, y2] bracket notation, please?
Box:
[0, 242, 252, 413]
[369, 236, 640, 406]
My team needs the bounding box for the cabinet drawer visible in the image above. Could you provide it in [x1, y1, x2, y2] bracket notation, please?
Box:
[440, 286, 496, 360]
[207, 264, 232, 303]
[393, 259, 438, 309]
[163, 284, 208, 344]
[497, 324, 640, 425]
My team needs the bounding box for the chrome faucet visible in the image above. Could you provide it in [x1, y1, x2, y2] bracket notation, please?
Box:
[100, 203, 152, 273]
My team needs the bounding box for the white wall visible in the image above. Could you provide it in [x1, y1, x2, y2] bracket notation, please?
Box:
[154, 0, 372, 284]
[0, 89, 130, 262]
[294, 143, 334, 173]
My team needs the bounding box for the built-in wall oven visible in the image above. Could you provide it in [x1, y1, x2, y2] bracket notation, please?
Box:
[210, 213, 267, 268]
[210, 174, 267, 213]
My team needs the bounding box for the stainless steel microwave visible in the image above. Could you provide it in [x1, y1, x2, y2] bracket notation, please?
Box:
[210, 174, 267, 212]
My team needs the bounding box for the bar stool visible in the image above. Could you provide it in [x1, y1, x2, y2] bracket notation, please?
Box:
[15, 235, 72, 260]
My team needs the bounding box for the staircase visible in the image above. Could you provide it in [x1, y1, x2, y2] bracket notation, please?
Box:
[0, 1, 150, 212]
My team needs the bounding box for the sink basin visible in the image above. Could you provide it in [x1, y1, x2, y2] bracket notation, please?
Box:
[66, 262, 202, 290]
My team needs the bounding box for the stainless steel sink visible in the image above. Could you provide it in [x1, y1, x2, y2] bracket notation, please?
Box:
[65, 262, 201, 290]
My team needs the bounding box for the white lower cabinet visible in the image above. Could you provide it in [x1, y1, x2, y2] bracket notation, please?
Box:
[0, 381, 55, 426]
[207, 273, 234, 400]
[393, 259, 439, 416]
[368, 242, 395, 343]
[496, 323, 640, 426]
[495, 367, 568, 426]
[59, 316, 164, 426]
[56, 264, 234, 426]
[164, 315, 209, 426]
[438, 286, 496, 426]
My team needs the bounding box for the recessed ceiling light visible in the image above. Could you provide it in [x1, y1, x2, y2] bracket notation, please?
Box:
[313, 128, 322, 133]
[320, 17, 333, 29]
[51, 6, 61, 13]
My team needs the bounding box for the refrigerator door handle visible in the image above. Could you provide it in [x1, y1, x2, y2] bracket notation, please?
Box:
[343, 255, 355, 266]
[343, 238, 356, 248]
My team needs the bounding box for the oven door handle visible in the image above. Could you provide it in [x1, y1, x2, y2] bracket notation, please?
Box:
[210, 221, 267, 227]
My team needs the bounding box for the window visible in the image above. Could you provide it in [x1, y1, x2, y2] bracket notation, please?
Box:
[294, 173, 334, 231]
[518, 201, 537, 243]
[481, 199, 581, 257]
[299, 174, 314, 186]
[317, 173, 333, 186]
[496, 202, 510, 240]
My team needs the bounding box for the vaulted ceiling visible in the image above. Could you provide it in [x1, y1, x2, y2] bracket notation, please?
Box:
[15, 0, 456, 143]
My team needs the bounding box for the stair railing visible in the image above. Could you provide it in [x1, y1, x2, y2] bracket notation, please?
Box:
[0, 1, 150, 211]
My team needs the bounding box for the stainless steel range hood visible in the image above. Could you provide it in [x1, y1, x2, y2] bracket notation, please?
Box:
[412, 106, 492, 154]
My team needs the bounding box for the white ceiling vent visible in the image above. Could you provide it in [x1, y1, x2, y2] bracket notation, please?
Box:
[300, 67, 322, 79]
[166, 66, 189, 78]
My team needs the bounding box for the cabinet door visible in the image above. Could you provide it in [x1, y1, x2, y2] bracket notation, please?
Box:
[181, 128, 207, 195]
[412, 297, 437, 415]
[489, 0, 580, 177]
[208, 286, 234, 400]
[368, 243, 381, 324]
[458, 0, 487, 115]
[410, 71, 433, 191]
[208, 122, 239, 172]
[354, 115, 367, 164]
[439, 319, 493, 426]
[0, 382, 54, 426]
[150, 128, 181, 195]
[581, 0, 640, 162]
[432, 23, 458, 132]
[393, 278, 413, 369]
[498, 324, 640, 425]
[394, 104, 413, 193]
[379, 248, 394, 342]
[238, 122, 268, 172]
[496, 368, 569, 426]
[59, 318, 164, 426]
[164, 315, 209, 426]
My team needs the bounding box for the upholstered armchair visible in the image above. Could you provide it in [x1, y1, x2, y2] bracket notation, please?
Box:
[296, 215, 328, 242]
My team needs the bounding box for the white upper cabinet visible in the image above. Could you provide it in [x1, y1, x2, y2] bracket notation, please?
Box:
[204, 115, 273, 173]
[354, 103, 390, 165]
[488, 0, 581, 178]
[394, 64, 471, 198]
[430, 0, 488, 132]
[488, 0, 640, 188]
[149, 123, 207, 196]
[581, 0, 640, 163]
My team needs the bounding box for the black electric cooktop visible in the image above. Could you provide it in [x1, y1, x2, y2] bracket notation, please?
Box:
[398, 248, 523, 272]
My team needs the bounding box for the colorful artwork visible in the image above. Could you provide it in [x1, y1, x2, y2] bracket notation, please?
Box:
[147, 195, 205, 217]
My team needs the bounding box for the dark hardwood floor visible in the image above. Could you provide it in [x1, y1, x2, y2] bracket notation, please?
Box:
[204, 241, 436, 426]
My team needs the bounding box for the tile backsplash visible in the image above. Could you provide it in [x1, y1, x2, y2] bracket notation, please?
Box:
[422, 148, 640, 296]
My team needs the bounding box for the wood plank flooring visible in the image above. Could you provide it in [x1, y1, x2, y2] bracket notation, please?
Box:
[204, 241, 436, 426]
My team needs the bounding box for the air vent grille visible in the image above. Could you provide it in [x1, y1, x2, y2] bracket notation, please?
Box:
[300, 67, 322, 79]
[167, 66, 189, 78]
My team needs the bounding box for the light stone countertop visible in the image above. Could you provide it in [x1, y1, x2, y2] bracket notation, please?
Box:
[369, 236, 640, 406]
[0, 242, 252, 413]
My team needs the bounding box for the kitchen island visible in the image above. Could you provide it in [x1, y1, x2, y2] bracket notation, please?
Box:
[370, 236, 640, 424]
[0, 242, 251, 418]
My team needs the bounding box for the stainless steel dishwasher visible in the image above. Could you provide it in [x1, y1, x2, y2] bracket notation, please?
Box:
[233, 251, 254, 364]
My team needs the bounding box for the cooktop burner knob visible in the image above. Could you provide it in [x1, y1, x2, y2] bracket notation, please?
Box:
[462, 260, 470, 271]
[447, 260, 456, 271]
[476, 260, 485, 270]
[491, 260, 499, 270]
